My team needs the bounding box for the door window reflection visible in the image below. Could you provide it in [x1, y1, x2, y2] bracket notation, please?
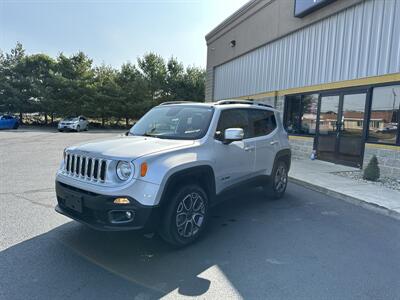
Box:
[319, 96, 339, 134]
[368, 85, 400, 144]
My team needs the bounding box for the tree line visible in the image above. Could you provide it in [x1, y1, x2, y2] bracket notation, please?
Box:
[0, 43, 206, 127]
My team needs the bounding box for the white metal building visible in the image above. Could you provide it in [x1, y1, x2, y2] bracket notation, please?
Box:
[206, 0, 400, 177]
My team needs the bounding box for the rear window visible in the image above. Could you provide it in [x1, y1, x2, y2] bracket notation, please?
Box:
[249, 109, 277, 137]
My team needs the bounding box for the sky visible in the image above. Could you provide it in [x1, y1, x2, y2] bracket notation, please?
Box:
[0, 0, 249, 69]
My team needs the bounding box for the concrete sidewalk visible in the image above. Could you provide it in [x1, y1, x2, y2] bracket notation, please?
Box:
[289, 159, 400, 220]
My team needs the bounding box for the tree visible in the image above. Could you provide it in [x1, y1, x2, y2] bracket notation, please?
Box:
[54, 52, 95, 117]
[166, 57, 185, 101]
[0, 43, 206, 126]
[137, 53, 167, 103]
[116, 63, 149, 127]
[0, 42, 29, 122]
[93, 65, 121, 127]
[22, 54, 57, 124]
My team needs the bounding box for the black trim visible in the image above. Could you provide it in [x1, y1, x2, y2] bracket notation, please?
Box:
[55, 181, 160, 232]
[274, 148, 292, 171]
[159, 166, 217, 206]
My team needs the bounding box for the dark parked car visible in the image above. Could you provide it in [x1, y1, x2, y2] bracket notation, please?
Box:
[0, 115, 19, 129]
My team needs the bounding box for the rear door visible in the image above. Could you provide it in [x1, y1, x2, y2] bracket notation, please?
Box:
[213, 108, 256, 192]
[249, 109, 280, 176]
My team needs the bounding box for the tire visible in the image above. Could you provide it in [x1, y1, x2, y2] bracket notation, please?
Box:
[76, 125, 80, 132]
[159, 184, 209, 247]
[85, 125, 89, 131]
[262, 160, 288, 199]
[13, 122, 19, 129]
[58, 129, 63, 132]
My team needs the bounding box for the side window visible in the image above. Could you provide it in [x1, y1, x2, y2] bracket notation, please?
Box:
[216, 109, 250, 140]
[250, 109, 277, 137]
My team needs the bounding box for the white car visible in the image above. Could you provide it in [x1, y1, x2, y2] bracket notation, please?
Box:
[58, 116, 89, 132]
[55, 101, 291, 246]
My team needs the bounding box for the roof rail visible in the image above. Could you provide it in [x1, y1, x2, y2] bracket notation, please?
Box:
[159, 101, 197, 106]
[215, 99, 273, 108]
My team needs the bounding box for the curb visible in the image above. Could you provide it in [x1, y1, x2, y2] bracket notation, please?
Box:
[289, 176, 400, 221]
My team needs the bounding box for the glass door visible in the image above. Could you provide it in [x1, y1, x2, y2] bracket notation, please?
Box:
[337, 93, 367, 167]
[316, 95, 340, 163]
[316, 91, 367, 167]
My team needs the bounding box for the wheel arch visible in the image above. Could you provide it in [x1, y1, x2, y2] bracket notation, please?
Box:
[273, 148, 291, 171]
[158, 165, 216, 208]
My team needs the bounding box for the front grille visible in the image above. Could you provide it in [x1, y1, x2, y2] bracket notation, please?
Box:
[64, 152, 109, 183]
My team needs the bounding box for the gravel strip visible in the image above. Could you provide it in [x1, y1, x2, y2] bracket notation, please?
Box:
[333, 171, 400, 192]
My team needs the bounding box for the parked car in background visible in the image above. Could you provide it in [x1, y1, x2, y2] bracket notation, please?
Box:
[0, 115, 19, 129]
[58, 116, 89, 132]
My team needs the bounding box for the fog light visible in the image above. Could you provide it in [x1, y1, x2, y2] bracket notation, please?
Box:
[114, 197, 130, 204]
[109, 210, 134, 224]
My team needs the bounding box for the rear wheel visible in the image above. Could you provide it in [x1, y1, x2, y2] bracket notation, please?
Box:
[76, 125, 80, 132]
[262, 161, 288, 199]
[13, 122, 19, 129]
[159, 184, 209, 247]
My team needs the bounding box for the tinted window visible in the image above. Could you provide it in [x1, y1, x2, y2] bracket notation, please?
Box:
[216, 109, 250, 140]
[250, 109, 277, 137]
[285, 94, 318, 135]
[368, 85, 399, 144]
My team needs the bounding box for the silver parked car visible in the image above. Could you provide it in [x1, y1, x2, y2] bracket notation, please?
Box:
[55, 100, 291, 246]
[58, 116, 89, 132]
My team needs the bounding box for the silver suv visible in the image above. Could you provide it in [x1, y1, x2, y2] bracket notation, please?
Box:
[55, 100, 291, 246]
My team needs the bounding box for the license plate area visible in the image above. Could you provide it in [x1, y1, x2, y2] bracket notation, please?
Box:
[65, 195, 83, 213]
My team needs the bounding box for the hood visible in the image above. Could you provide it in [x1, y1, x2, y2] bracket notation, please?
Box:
[68, 136, 195, 160]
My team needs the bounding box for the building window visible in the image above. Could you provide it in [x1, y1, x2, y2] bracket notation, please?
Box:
[285, 94, 318, 135]
[368, 85, 400, 145]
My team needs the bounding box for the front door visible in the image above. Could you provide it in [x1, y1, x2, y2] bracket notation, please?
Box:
[316, 91, 367, 167]
[213, 108, 256, 193]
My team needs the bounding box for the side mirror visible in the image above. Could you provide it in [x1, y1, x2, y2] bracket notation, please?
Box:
[223, 128, 244, 144]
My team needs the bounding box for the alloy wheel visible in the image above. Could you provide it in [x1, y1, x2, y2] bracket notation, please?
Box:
[175, 192, 205, 238]
[274, 165, 288, 193]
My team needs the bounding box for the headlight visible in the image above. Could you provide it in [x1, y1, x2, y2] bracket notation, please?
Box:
[116, 161, 133, 181]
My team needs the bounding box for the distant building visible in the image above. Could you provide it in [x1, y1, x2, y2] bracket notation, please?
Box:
[205, 0, 400, 177]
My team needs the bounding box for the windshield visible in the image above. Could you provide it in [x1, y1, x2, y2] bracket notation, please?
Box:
[63, 117, 78, 121]
[130, 105, 214, 140]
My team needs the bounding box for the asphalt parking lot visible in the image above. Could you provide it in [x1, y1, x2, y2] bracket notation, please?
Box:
[1, 129, 400, 300]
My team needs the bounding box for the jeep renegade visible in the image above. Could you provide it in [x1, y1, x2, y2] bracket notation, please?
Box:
[55, 100, 291, 246]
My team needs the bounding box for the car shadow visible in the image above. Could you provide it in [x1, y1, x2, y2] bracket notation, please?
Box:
[1, 183, 380, 299]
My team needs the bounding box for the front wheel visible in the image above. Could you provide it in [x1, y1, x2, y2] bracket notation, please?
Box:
[263, 161, 288, 199]
[159, 184, 209, 247]
[76, 125, 80, 132]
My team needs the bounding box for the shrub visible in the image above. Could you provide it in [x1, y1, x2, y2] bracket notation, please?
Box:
[363, 155, 380, 181]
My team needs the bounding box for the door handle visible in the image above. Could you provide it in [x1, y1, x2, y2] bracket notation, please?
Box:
[270, 141, 278, 145]
[244, 146, 255, 151]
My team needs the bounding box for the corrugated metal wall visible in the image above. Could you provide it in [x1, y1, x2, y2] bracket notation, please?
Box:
[213, 0, 400, 100]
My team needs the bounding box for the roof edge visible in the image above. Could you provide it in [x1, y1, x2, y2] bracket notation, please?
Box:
[205, 0, 262, 41]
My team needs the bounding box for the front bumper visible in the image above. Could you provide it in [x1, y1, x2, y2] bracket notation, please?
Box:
[58, 124, 78, 130]
[55, 181, 161, 231]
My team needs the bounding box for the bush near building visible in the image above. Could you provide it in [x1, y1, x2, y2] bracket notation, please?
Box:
[363, 155, 380, 181]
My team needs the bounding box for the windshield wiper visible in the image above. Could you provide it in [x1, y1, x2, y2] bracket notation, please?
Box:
[142, 133, 161, 138]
